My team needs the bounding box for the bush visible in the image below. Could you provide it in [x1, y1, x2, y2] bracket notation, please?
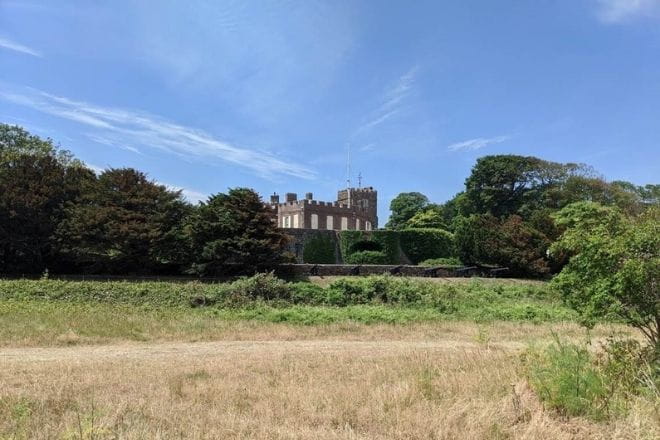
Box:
[345, 251, 389, 265]
[524, 337, 658, 420]
[419, 257, 463, 267]
[302, 233, 336, 264]
[0, 276, 577, 323]
[399, 228, 454, 264]
[525, 339, 608, 419]
[339, 230, 400, 264]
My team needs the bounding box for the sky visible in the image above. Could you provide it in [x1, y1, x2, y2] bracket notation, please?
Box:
[1, 0, 659, 222]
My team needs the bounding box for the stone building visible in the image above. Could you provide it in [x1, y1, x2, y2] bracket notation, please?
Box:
[268, 187, 378, 231]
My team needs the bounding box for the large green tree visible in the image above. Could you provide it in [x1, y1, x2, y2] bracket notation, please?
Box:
[386, 192, 429, 229]
[0, 124, 92, 273]
[57, 168, 191, 273]
[454, 214, 551, 277]
[463, 155, 583, 218]
[551, 202, 659, 349]
[188, 188, 288, 275]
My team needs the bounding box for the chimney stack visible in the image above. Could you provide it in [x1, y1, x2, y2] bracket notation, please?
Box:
[285, 192, 297, 202]
[305, 192, 313, 200]
[270, 193, 280, 204]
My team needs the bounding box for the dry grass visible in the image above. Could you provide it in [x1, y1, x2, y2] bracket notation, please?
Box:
[1, 322, 657, 439]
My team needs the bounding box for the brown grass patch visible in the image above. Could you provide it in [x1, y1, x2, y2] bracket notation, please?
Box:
[1, 322, 656, 439]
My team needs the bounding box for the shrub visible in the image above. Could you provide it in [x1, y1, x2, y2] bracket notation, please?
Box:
[218, 272, 291, 306]
[399, 228, 454, 264]
[339, 230, 400, 264]
[419, 257, 463, 267]
[454, 214, 551, 277]
[345, 251, 389, 265]
[525, 339, 608, 419]
[302, 233, 336, 264]
[524, 337, 658, 420]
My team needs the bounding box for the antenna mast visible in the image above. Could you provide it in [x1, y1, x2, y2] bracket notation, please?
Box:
[346, 143, 351, 208]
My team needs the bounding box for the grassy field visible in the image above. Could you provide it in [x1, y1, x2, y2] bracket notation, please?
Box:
[0, 277, 657, 439]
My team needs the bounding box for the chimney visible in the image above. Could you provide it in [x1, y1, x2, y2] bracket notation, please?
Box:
[270, 193, 280, 204]
[305, 192, 313, 200]
[285, 192, 297, 202]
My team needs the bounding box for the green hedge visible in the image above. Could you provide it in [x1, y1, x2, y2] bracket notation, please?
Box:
[339, 230, 400, 264]
[345, 250, 389, 265]
[399, 228, 454, 264]
[302, 233, 336, 264]
[419, 257, 463, 267]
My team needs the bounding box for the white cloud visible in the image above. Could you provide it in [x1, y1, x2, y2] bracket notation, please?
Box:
[160, 182, 207, 204]
[354, 66, 419, 136]
[0, 37, 42, 57]
[447, 135, 510, 152]
[596, 0, 660, 23]
[0, 86, 315, 180]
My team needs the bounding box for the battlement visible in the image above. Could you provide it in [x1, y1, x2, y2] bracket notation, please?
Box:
[269, 185, 378, 230]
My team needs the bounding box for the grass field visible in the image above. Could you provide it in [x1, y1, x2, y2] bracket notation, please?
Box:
[0, 277, 657, 439]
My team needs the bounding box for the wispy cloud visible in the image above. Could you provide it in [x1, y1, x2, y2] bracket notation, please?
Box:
[0, 37, 42, 57]
[595, 0, 660, 23]
[0, 86, 315, 180]
[86, 134, 143, 155]
[160, 182, 207, 204]
[447, 135, 511, 152]
[354, 66, 419, 136]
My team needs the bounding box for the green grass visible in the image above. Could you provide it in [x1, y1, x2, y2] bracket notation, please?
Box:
[0, 276, 581, 346]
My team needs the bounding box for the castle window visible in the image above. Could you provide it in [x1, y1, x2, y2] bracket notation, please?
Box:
[366, 221, 372, 231]
[356, 219, 361, 230]
[326, 215, 334, 230]
[293, 214, 299, 228]
[341, 217, 348, 230]
[311, 214, 318, 229]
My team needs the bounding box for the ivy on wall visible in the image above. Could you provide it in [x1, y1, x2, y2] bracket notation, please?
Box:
[338, 228, 454, 265]
[302, 233, 337, 264]
[399, 228, 454, 264]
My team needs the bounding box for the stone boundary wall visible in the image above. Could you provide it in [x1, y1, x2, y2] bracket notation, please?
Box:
[275, 264, 508, 278]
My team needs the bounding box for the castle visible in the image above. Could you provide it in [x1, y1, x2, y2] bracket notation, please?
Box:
[268, 187, 378, 231]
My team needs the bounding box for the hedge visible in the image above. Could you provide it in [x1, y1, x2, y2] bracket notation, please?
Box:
[399, 228, 454, 264]
[302, 233, 336, 264]
[339, 230, 400, 264]
[345, 250, 389, 265]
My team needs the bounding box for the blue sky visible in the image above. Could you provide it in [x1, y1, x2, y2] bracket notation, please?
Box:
[1, 0, 659, 222]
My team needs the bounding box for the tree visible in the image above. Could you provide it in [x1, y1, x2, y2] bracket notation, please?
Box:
[188, 188, 288, 275]
[551, 202, 659, 349]
[405, 208, 446, 229]
[463, 155, 596, 218]
[386, 192, 429, 229]
[0, 124, 92, 273]
[57, 168, 191, 273]
[454, 214, 551, 277]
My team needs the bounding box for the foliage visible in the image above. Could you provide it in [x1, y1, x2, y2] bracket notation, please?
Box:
[56, 168, 191, 274]
[386, 192, 429, 229]
[345, 251, 389, 265]
[462, 155, 583, 218]
[551, 202, 660, 348]
[0, 124, 93, 274]
[454, 215, 551, 277]
[525, 339, 609, 419]
[0, 276, 576, 323]
[339, 230, 400, 264]
[188, 188, 288, 275]
[399, 228, 454, 264]
[302, 233, 336, 264]
[419, 257, 463, 267]
[524, 337, 658, 420]
[405, 208, 446, 229]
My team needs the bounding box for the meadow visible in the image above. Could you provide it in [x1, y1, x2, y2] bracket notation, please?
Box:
[0, 276, 657, 439]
